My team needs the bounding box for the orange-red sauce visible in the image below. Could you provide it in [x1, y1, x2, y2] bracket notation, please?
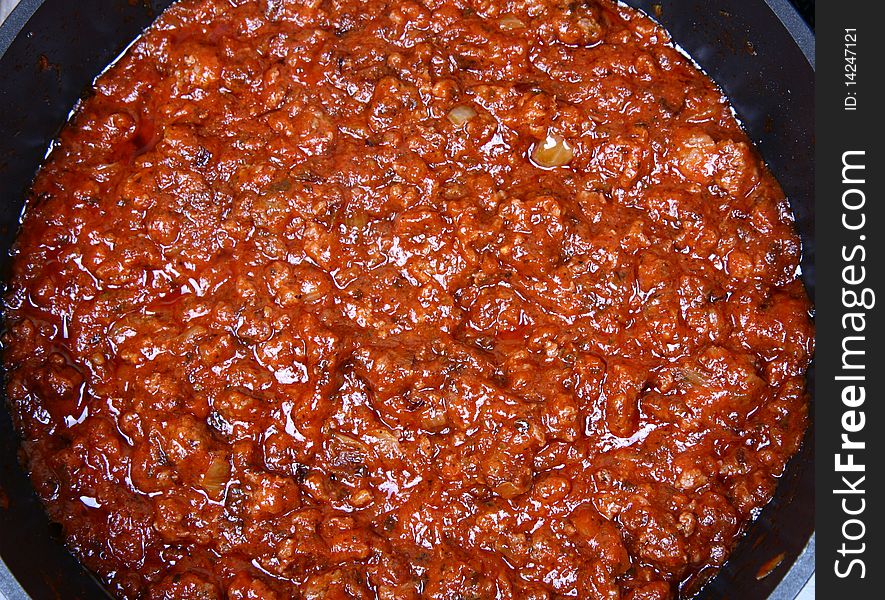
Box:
[2, 1, 813, 598]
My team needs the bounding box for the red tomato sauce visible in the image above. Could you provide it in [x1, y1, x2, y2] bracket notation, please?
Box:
[2, 1, 813, 598]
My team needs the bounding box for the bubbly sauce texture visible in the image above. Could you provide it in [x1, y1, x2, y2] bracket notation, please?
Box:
[2, 0, 813, 598]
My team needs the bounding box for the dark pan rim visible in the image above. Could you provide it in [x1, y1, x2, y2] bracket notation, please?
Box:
[764, 0, 815, 67]
[0, 0, 816, 598]
[754, 2, 815, 599]
[0, 0, 43, 58]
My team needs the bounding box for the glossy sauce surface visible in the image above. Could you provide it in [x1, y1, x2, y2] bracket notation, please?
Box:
[2, 1, 813, 598]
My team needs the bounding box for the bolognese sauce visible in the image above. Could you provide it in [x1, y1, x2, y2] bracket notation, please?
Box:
[2, 0, 813, 598]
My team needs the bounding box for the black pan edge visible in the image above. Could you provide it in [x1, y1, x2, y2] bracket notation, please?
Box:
[764, 0, 815, 67]
[0, 0, 43, 58]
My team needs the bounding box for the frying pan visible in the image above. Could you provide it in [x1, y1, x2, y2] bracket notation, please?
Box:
[0, 0, 815, 598]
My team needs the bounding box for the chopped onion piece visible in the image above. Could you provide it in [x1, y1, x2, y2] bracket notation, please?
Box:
[498, 15, 525, 31]
[495, 480, 530, 499]
[344, 209, 369, 229]
[531, 134, 574, 168]
[299, 280, 326, 303]
[447, 104, 477, 127]
[201, 457, 231, 497]
[367, 428, 403, 459]
[350, 489, 374, 507]
[680, 368, 710, 388]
